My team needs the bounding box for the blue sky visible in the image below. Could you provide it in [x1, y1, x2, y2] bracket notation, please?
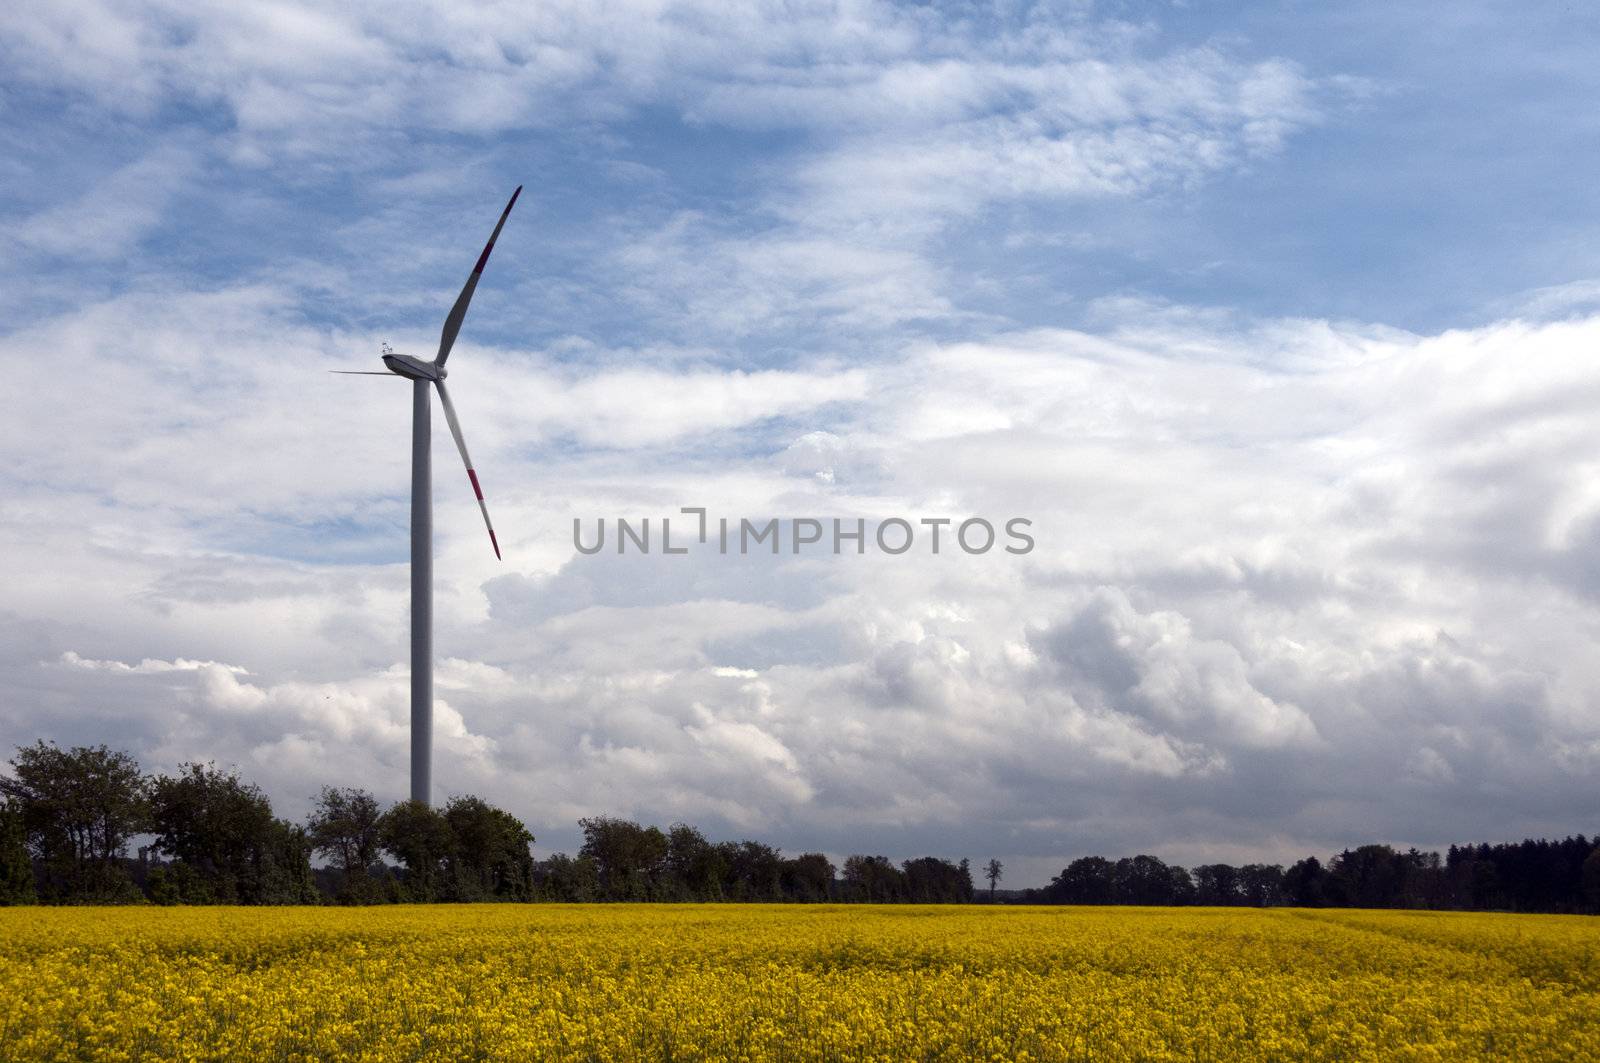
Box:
[3, 1, 1600, 885]
[9, 3, 1600, 343]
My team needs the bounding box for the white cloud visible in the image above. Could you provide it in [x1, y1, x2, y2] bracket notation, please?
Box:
[0, 1, 919, 156]
[6, 284, 1600, 869]
[59, 651, 247, 675]
[787, 51, 1321, 225]
[611, 214, 957, 339]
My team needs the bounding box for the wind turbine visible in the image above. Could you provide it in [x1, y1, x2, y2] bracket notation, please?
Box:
[334, 187, 521, 805]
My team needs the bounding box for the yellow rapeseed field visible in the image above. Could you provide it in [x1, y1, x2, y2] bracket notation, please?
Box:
[1, 904, 1595, 1061]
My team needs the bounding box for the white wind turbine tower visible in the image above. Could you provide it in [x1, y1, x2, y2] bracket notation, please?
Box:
[334, 187, 521, 805]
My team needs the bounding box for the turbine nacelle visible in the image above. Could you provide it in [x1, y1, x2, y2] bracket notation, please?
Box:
[381, 352, 446, 381]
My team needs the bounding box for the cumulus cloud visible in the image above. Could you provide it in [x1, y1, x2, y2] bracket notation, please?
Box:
[11, 276, 1600, 879]
[1030, 588, 1320, 750]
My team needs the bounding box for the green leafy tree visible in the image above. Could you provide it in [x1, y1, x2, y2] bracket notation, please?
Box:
[666, 823, 725, 901]
[1581, 846, 1600, 914]
[378, 800, 453, 902]
[841, 854, 904, 902]
[1046, 856, 1115, 904]
[1327, 845, 1406, 908]
[579, 817, 668, 901]
[536, 852, 600, 901]
[1239, 864, 1285, 907]
[721, 840, 783, 901]
[780, 853, 835, 902]
[1283, 856, 1326, 907]
[148, 762, 312, 903]
[0, 742, 147, 901]
[258, 818, 319, 904]
[442, 796, 535, 901]
[306, 787, 383, 902]
[0, 799, 36, 904]
[1113, 855, 1188, 905]
[1194, 863, 1242, 905]
[901, 856, 972, 902]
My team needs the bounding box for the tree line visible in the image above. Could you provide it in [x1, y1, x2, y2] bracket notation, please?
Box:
[542, 817, 972, 903]
[1013, 839, 1600, 913]
[1, 741, 1596, 911]
[0, 742, 971, 905]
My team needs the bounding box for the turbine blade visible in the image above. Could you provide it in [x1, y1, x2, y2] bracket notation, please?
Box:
[436, 186, 522, 367]
[330, 370, 397, 375]
[434, 379, 501, 559]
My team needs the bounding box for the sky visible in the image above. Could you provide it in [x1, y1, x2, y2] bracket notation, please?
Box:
[2, 0, 1599, 888]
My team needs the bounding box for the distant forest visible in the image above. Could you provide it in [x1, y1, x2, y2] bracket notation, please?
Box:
[2, 742, 1596, 912]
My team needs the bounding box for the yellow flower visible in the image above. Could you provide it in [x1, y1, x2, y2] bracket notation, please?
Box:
[0, 904, 1595, 1060]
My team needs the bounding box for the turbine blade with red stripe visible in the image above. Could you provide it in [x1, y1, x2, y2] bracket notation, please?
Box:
[434, 380, 501, 559]
[436, 186, 522, 367]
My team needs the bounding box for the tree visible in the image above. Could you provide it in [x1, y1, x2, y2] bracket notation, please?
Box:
[1046, 856, 1115, 904]
[841, 854, 904, 902]
[378, 800, 453, 902]
[1447, 847, 1501, 910]
[306, 787, 383, 901]
[1283, 856, 1326, 907]
[443, 795, 535, 901]
[147, 762, 306, 903]
[666, 823, 726, 900]
[721, 840, 783, 901]
[579, 817, 667, 900]
[536, 852, 599, 901]
[1445, 836, 1593, 912]
[1113, 855, 1191, 905]
[780, 853, 835, 902]
[984, 858, 1003, 901]
[0, 799, 35, 904]
[1327, 845, 1405, 908]
[1194, 864, 1242, 906]
[0, 742, 147, 901]
[1239, 864, 1285, 907]
[1398, 848, 1447, 909]
[1581, 845, 1600, 914]
[902, 856, 973, 903]
[257, 818, 320, 904]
